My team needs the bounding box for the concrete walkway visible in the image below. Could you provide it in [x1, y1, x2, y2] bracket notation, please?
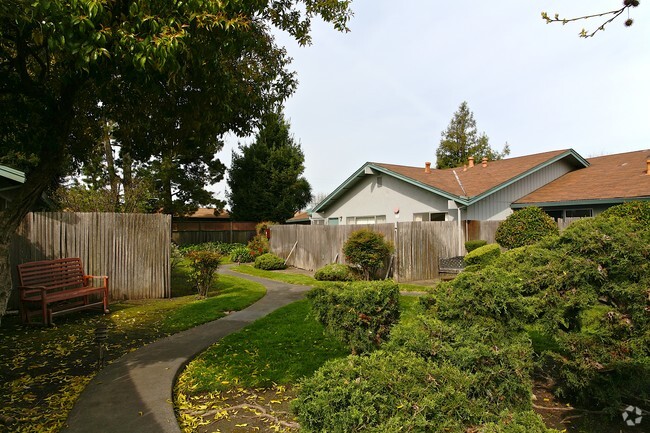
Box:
[62, 268, 311, 433]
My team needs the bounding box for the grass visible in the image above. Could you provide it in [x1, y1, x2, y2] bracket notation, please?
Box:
[231, 264, 319, 286]
[177, 299, 348, 393]
[0, 265, 265, 433]
[175, 292, 424, 431]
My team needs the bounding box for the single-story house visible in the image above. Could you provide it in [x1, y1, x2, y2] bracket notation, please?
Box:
[311, 149, 650, 225]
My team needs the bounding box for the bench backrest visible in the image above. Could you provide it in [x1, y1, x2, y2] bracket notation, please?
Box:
[18, 258, 85, 290]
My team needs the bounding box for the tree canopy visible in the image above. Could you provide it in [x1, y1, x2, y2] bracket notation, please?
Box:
[0, 0, 352, 319]
[435, 101, 510, 169]
[227, 111, 312, 222]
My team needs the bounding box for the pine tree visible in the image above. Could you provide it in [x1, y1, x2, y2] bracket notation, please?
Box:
[435, 102, 510, 169]
[227, 111, 312, 222]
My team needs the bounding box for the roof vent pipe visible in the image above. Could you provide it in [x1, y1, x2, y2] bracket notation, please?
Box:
[647, 158, 650, 175]
[482, 157, 488, 167]
[425, 161, 431, 174]
[468, 156, 474, 168]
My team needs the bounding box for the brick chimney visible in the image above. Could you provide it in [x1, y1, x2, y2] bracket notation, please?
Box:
[482, 157, 488, 167]
[468, 156, 474, 168]
[425, 161, 431, 174]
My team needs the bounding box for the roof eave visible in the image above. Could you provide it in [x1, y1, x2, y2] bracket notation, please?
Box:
[313, 162, 469, 212]
[512, 196, 650, 208]
[0, 165, 26, 184]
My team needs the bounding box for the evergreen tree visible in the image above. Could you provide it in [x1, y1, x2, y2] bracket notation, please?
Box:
[435, 102, 510, 169]
[228, 112, 312, 222]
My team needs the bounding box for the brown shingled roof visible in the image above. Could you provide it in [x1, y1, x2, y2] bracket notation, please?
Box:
[515, 149, 650, 204]
[375, 149, 573, 199]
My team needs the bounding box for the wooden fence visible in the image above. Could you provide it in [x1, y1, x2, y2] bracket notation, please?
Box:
[269, 218, 586, 282]
[270, 221, 463, 282]
[11, 212, 171, 302]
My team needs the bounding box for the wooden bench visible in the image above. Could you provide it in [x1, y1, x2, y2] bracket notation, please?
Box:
[438, 256, 465, 280]
[18, 258, 109, 325]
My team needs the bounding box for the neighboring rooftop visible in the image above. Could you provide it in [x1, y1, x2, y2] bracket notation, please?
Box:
[515, 149, 650, 206]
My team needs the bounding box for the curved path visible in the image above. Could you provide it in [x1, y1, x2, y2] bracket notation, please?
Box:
[62, 268, 311, 433]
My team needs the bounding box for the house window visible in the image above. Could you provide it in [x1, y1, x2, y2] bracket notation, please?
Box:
[347, 215, 386, 225]
[413, 212, 447, 222]
[311, 219, 325, 225]
[565, 209, 593, 218]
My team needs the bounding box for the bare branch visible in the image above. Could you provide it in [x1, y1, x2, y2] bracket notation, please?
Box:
[541, 1, 640, 38]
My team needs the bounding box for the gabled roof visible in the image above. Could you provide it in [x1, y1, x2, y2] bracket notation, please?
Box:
[287, 211, 310, 223]
[314, 149, 588, 212]
[514, 149, 650, 207]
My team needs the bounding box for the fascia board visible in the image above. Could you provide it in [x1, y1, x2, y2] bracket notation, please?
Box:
[0, 165, 26, 184]
[466, 149, 589, 205]
[313, 162, 469, 212]
[512, 196, 650, 208]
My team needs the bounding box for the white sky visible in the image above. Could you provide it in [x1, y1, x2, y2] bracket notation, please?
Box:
[213, 0, 650, 204]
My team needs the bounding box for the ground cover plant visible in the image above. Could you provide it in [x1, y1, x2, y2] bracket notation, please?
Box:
[0, 264, 265, 433]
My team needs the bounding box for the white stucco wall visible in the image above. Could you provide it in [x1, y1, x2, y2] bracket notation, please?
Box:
[312, 173, 453, 224]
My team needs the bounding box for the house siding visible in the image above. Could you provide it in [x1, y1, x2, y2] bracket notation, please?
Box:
[312, 173, 451, 224]
[467, 159, 575, 221]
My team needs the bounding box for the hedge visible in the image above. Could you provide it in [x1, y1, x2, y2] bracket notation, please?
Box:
[464, 243, 500, 267]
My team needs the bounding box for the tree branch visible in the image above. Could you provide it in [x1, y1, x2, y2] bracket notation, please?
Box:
[542, 1, 640, 38]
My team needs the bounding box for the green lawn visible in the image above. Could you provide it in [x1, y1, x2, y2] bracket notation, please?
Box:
[0, 267, 265, 433]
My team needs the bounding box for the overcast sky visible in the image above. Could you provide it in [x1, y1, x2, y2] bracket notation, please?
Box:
[214, 0, 650, 204]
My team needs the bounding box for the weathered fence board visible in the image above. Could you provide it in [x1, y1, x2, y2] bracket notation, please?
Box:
[11, 212, 171, 301]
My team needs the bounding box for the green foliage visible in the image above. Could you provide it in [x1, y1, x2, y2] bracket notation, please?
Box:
[230, 246, 255, 263]
[170, 243, 183, 272]
[253, 253, 286, 270]
[181, 242, 243, 256]
[342, 229, 393, 280]
[185, 250, 222, 297]
[465, 239, 487, 253]
[477, 410, 559, 433]
[314, 263, 356, 281]
[293, 350, 476, 433]
[307, 281, 400, 354]
[495, 207, 558, 249]
[435, 101, 510, 169]
[464, 243, 501, 267]
[228, 112, 312, 221]
[247, 235, 270, 258]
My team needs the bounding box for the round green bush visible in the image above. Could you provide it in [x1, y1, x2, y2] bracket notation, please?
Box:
[253, 253, 286, 270]
[314, 263, 355, 281]
[495, 207, 558, 249]
[230, 245, 255, 263]
[343, 229, 393, 280]
[465, 239, 487, 253]
[464, 243, 501, 267]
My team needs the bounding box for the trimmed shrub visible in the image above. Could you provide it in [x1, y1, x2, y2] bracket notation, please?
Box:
[293, 350, 476, 433]
[495, 207, 558, 249]
[464, 243, 500, 267]
[184, 250, 222, 297]
[465, 239, 487, 253]
[307, 281, 400, 354]
[343, 229, 393, 280]
[254, 253, 286, 270]
[314, 263, 355, 281]
[230, 245, 255, 263]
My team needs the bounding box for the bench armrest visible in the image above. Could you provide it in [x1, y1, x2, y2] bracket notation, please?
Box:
[18, 285, 48, 300]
